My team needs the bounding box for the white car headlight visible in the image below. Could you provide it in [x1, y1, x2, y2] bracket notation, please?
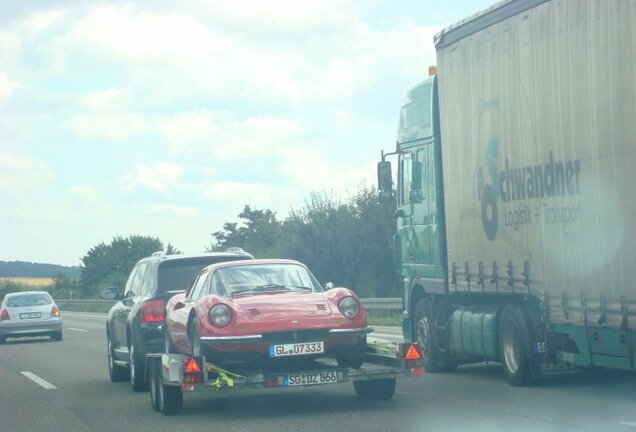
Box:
[209, 304, 232, 327]
[338, 296, 360, 319]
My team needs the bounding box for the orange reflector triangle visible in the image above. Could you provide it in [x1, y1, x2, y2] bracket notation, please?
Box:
[405, 344, 421, 360]
[184, 358, 201, 373]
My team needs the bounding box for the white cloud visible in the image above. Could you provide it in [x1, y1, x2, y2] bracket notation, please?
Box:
[67, 113, 148, 140]
[69, 185, 98, 201]
[0, 151, 51, 191]
[84, 87, 129, 112]
[147, 204, 196, 216]
[122, 163, 185, 194]
[202, 181, 273, 206]
[161, 111, 304, 161]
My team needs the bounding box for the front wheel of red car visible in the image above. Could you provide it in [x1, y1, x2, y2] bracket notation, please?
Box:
[189, 320, 201, 357]
[336, 337, 366, 369]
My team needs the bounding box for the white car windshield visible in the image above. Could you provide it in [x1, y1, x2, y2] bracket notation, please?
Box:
[209, 263, 323, 296]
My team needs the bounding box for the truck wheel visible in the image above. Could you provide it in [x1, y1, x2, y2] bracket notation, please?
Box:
[336, 337, 366, 368]
[129, 341, 148, 391]
[150, 358, 183, 415]
[499, 305, 532, 386]
[353, 379, 396, 401]
[413, 298, 455, 372]
[108, 333, 128, 382]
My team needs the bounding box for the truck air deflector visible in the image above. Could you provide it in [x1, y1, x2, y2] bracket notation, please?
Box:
[435, 0, 551, 49]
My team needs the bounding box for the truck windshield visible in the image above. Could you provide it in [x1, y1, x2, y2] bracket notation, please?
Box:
[398, 80, 433, 144]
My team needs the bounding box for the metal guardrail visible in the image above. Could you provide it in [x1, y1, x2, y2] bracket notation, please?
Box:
[55, 297, 403, 311]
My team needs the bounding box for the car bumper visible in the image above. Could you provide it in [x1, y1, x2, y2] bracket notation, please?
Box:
[0, 318, 62, 339]
[199, 327, 374, 357]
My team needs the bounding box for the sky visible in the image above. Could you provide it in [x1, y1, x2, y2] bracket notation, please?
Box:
[0, 0, 495, 267]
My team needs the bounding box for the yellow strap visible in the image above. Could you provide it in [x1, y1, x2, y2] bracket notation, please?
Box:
[205, 364, 244, 392]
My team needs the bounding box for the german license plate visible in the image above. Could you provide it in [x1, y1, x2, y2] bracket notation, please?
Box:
[20, 312, 41, 319]
[284, 371, 339, 386]
[269, 341, 324, 358]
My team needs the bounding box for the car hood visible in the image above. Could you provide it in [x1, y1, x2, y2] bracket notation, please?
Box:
[230, 292, 333, 321]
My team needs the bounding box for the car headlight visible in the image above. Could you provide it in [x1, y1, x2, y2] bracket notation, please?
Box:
[338, 296, 360, 319]
[209, 304, 232, 327]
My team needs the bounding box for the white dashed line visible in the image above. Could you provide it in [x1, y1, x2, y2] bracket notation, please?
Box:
[68, 328, 88, 332]
[20, 371, 57, 389]
[619, 422, 636, 427]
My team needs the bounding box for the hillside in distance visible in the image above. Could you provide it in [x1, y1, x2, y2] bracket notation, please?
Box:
[0, 260, 81, 278]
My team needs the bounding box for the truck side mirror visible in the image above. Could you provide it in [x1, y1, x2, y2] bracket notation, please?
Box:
[377, 161, 393, 191]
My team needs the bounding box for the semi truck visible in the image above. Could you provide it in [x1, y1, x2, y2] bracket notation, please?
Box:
[377, 0, 636, 385]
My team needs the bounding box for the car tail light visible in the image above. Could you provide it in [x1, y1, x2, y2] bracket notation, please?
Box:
[0, 309, 9, 320]
[51, 306, 60, 317]
[141, 299, 164, 323]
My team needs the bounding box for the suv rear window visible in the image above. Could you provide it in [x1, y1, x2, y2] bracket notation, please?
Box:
[157, 256, 251, 294]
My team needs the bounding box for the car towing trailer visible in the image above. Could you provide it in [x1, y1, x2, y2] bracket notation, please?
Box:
[146, 340, 424, 415]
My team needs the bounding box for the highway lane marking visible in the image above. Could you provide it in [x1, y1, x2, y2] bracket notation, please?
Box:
[20, 372, 57, 390]
[619, 422, 636, 427]
[68, 327, 88, 332]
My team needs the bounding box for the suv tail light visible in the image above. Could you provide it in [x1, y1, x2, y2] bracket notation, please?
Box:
[0, 309, 9, 320]
[141, 299, 165, 323]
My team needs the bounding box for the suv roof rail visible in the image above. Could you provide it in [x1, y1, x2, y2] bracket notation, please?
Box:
[225, 247, 247, 255]
[151, 250, 166, 257]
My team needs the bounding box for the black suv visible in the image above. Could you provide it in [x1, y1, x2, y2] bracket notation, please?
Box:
[101, 248, 253, 391]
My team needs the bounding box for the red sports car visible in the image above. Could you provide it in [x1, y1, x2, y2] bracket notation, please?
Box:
[164, 259, 372, 368]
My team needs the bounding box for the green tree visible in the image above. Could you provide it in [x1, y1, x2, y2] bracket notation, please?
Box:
[79, 235, 181, 297]
[208, 205, 283, 258]
[208, 184, 400, 297]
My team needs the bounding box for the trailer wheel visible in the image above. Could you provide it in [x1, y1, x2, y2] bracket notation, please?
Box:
[107, 332, 128, 382]
[500, 305, 532, 386]
[353, 379, 396, 401]
[149, 358, 183, 415]
[413, 298, 455, 372]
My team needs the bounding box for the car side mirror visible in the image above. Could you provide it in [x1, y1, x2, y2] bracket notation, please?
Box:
[100, 286, 122, 301]
[325, 282, 335, 290]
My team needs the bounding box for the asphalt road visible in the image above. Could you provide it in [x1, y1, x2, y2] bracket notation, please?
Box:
[1, 312, 635, 432]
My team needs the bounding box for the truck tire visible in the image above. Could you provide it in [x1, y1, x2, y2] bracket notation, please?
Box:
[150, 358, 183, 415]
[336, 337, 366, 369]
[353, 378, 396, 401]
[413, 298, 455, 372]
[129, 341, 148, 391]
[107, 333, 128, 382]
[499, 305, 532, 386]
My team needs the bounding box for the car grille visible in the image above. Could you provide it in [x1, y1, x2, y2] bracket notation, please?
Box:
[262, 329, 330, 343]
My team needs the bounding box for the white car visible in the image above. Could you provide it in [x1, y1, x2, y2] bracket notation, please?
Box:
[0, 291, 63, 344]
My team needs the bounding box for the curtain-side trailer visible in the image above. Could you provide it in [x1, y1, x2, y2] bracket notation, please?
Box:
[378, 0, 636, 385]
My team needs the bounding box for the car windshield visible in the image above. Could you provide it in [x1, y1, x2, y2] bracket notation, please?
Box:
[5, 293, 52, 307]
[210, 263, 323, 296]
